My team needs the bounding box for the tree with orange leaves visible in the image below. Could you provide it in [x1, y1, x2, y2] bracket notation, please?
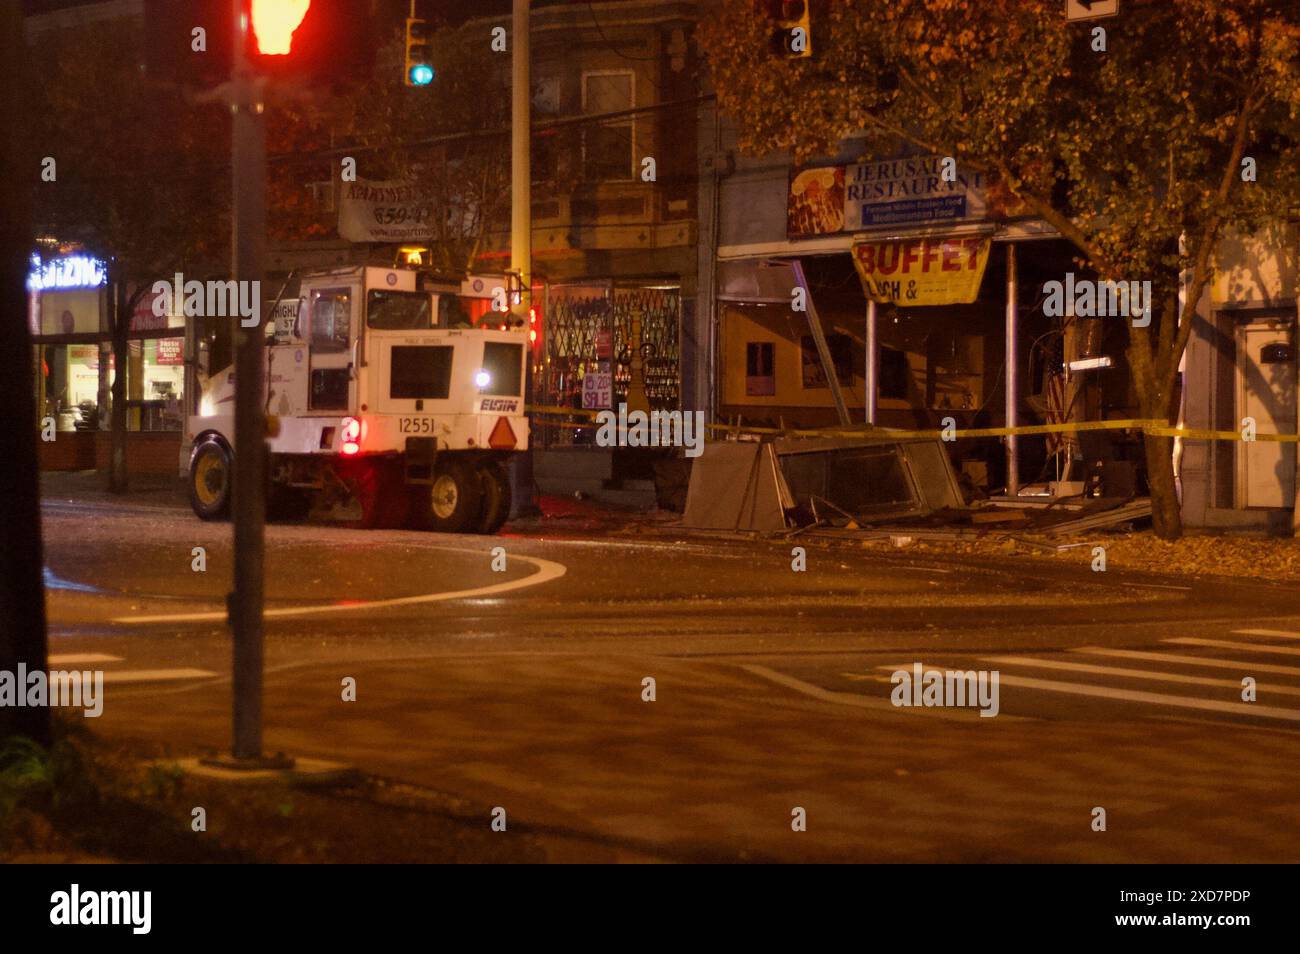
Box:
[702, 0, 1300, 537]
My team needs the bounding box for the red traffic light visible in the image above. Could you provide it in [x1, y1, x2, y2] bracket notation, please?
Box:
[250, 0, 313, 56]
[143, 0, 374, 89]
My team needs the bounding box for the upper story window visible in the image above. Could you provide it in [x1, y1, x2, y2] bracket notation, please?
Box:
[582, 71, 634, 181]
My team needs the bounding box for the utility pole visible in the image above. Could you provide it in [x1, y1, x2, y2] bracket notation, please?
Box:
[511, 0, 536, 513]
[0, 0, 50, 747]
[511, 0, 531, 302]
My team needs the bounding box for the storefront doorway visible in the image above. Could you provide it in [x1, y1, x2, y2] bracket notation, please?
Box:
[1235, 316, 1297, 509]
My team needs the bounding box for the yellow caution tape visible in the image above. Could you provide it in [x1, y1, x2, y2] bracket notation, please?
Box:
[1147, 426, 1300, 443]
[524, 406, 1298, 443]
[527, 404, 605, 420]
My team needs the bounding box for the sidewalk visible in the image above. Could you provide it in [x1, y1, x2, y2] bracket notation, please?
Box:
[18, 653, 1300, 863]
[842, 529, 1300, 585]
[39, 469, 187, 509]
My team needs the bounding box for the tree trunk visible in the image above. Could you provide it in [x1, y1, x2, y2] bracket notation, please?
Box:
[109, 279, 129, 493]
[1128, 315, 1184, 540]
[1143, 431, 1182, 539]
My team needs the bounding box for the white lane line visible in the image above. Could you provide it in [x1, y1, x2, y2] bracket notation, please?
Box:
[38, 668, 217, 685]
[48, 653, 123, 664]
[111, 553, 568, 625]
[981, 655, 1300, 697]
[744, 664, 1032, 719]
[979, 673, 1300, 722]
[103, 668, 217, 683]
[1166, 637, 1300, 657]
[1074, 647, 1300, 676]
[1232, 628, 1300, 640]
[744, 665, 898, 712]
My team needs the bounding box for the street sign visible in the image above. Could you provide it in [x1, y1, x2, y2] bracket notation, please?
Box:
[1065, 0, 1119, 21]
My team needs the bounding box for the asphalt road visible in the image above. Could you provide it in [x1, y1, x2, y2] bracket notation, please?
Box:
[34, 489, 1300, 862]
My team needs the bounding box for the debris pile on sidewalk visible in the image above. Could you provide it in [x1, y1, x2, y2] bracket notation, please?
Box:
[804, 496, 1153, 542]
[857, 530, 1300, 583]
[675, 431, 1157, 539]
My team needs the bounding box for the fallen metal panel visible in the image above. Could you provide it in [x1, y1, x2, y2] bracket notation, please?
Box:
[900, 439, 965, 511]
[772, 435, 966, 521]
[1044, 499, 1152, 535]
[681, 441, 788, 531]
[683, 434, 967, 532]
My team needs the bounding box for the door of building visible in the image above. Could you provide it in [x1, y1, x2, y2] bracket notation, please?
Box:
[306, 285, 356, 412]
[1235, 319, 1296, 509]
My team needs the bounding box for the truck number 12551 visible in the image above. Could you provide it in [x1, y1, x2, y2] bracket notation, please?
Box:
[399, 418, 435, 434]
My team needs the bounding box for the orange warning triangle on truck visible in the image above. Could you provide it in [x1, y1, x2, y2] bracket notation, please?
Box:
[487, 416, 517, 450]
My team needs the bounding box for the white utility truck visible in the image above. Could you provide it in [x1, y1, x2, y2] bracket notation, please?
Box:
[184, 265, 527, 533]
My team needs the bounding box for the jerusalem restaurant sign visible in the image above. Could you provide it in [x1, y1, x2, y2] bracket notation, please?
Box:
[786, 155, 1018, 237]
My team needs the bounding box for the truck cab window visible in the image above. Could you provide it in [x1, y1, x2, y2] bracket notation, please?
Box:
[367, 290, 432, 330]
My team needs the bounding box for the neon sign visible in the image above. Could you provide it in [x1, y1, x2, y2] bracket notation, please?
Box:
[27, 254, 107, 291]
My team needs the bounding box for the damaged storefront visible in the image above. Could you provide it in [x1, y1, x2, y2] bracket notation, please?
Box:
[711, 148, 1148, 507]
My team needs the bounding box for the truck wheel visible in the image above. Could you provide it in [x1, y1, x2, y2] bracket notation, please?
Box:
[475, 459, 512, 534]
[189, 439, 232, 520]
[412, 458, 481, 533]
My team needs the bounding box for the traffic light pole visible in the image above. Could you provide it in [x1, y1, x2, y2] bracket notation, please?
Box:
[221, 0, 284, 767]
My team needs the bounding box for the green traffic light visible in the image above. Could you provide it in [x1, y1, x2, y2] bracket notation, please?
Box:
[410, 64, 434, 85]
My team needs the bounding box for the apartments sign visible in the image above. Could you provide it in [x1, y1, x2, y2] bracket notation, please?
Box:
[339, 179, 434, 243]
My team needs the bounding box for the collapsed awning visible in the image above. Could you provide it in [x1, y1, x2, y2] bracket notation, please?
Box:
[681, 435, 966, 532]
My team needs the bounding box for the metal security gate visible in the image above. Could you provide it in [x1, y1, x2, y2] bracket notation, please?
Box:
[537, 280, 681, 448]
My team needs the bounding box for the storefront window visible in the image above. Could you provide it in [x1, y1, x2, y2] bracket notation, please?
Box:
[140, 337, 185, 430]
[39, 343, 103, 430]
[33, 294, 186, 434]
[800, 334, 854, 389]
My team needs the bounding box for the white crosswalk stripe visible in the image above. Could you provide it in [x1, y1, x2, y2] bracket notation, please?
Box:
[977, 673, 1300, 722]
[1232, 629, 1300, 640]
[1074, 646, 1300, 676]
[44, 652, 216, 685]
[924, 626, 1300, 726]
[981, 655, 1300, 696]
[1166, 637, 1300, 656]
